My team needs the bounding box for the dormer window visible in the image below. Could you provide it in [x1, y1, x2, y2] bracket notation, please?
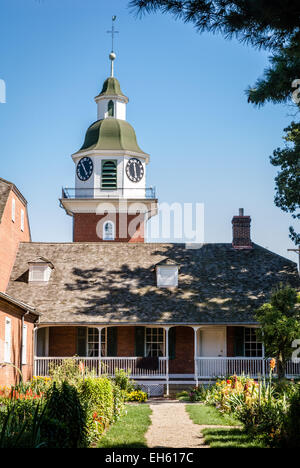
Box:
[156, 262, 179, 287]
[103, 221, 115, 241]
[28, 257, 54, 283]
[107, 100, 114, 117]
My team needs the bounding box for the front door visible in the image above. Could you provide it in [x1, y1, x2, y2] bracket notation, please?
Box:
[200, 327, 225, 357]
[199, 327, 226, 377]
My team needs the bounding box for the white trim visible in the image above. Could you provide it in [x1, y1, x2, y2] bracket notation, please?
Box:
[72, 149, 150, 164]
[22, 323, 27, 365]
[4, 317, 11, 363]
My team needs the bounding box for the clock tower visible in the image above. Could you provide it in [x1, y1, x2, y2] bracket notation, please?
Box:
[60, 51, 158, 242]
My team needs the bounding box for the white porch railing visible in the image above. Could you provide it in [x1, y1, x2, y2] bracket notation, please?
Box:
[34, 356, 300, 380]
[195, 357, 300, 379]
[34, 357, 168, 379]
[195, 357, 266, 378]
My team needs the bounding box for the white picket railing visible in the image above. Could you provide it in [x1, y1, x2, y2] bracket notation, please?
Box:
[34, 356, 168, 379]
[195, 357, 266, 379]
[34, 356, 300, 380]
[195, 357, 300, 379]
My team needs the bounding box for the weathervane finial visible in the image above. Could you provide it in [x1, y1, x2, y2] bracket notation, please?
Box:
[107, 15, 118, 77]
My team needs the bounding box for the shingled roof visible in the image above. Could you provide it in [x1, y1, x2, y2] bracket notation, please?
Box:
[6, 242, 300, 325]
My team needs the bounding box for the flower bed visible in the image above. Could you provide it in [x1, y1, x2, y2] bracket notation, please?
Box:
[0, 359, 130, 448]
[188, 361, 300, 448]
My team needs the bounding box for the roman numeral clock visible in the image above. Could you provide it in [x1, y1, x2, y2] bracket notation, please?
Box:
[126, 158, 144, 183]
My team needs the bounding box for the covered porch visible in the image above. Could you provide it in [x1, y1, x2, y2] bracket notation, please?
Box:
[33, 324, 285, 386]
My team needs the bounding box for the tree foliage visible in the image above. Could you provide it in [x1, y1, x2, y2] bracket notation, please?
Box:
[130, 0, 300, 50]
[270, 122, 300, 244]
[255, 285, 300, 379]
[131, 0, 300, 244]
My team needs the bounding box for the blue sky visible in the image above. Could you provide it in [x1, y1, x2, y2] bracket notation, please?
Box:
[0, 0, 298, 262]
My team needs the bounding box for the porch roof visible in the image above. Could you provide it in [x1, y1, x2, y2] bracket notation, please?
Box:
[6, 242, 300, 325]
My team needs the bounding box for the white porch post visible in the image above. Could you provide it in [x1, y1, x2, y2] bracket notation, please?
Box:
[193, 326, 200, 387]
[164, 326, 170, 397]
[97, 327, 103, 377]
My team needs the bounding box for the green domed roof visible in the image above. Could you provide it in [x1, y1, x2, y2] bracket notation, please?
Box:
[75, 118, 147, 155]
[96, 77, 127, 99]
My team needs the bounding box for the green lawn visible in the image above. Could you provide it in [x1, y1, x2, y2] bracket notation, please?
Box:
[202, 428, 266, 448]
[98, 404, 152, 448]
[186, 404, 240, 426]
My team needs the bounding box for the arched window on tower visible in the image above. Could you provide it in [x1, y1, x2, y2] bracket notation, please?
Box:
[103, 221, 115, 241]
[107, 100, 114, 117]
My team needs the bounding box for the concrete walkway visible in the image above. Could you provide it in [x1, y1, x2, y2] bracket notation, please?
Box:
[145, 400, 209, 448]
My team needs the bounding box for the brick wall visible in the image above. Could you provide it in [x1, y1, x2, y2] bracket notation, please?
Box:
[73, 213, 144, 243]
[48, 327, 77, 357]
[0, 189, 31, 292]
[117, 326, 135, 356]
[0, 298, 36, 386]
[169, 326, 194, 374]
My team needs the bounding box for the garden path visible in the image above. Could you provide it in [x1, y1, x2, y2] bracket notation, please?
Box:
[145, 400, 209, 448]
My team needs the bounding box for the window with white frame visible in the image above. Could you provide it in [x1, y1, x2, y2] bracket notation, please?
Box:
[21, 209, 24, 231]
[22, 324, 27, 365]
[28, 264, 52, 282]
[156, 266, 178, 287]
[103, 221, 115, 241]
[4, 317, 11, 363]
[11, 198, 15, 222]
[87, 328, 107, 357]
[145, 328, 165, 357]
[244, 328, 263, 357]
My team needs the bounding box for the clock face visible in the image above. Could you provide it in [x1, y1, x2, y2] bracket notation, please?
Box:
[126, 158, 144, 183]
[76, 157, 93, 181]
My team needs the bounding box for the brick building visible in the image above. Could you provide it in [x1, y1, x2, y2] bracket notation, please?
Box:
[0, 178, 31, 292]
[1, 53, 300, 393]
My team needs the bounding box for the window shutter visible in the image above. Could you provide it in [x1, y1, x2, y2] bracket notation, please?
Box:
[102, 161, 117, 189]
[22, 324, 27, 365]
[21, 209, 24, 232]
[76, 328, 87, 357]
[135, 327, 145, 357]
[107, 327, 118, 357]
[234, 327, 245, 357]
[168, 327, 176, 360]
[12, 198, 15, 222]
[4, 318, 11, 363]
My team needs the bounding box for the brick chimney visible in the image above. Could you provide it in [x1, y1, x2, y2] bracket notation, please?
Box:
[232, 208, 252, 249]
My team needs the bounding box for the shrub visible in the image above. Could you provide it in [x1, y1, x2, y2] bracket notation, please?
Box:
[284, 384, 300, 448]
[49, 357, 91, 387]
[114, 368, 135, 393]
[80, 377, 115, 424]
[42, 381, 88, 448]
[126, 390, 148, 403]
[0, 401, 46, 448]
[189, 385, 209, 402]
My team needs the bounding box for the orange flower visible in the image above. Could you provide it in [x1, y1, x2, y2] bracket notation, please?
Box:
[270, 358, 276, 370]
[78, 361, 85, 374]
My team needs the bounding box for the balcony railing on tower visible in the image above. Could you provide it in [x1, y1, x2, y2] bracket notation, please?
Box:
[61, 187, 156, 200]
